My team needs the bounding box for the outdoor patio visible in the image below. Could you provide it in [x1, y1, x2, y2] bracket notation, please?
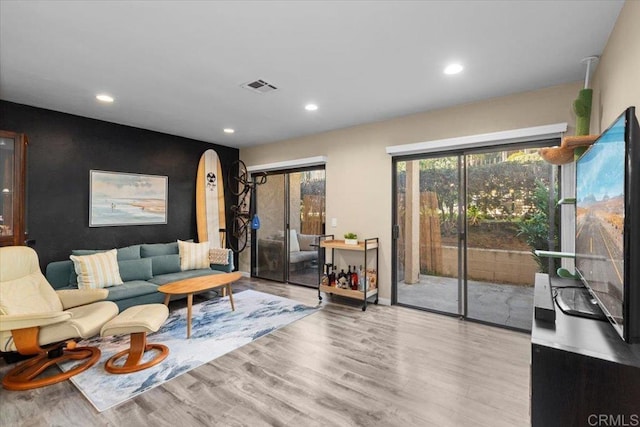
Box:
[397, 274, 534, 331]
[276, 266, 535, 331]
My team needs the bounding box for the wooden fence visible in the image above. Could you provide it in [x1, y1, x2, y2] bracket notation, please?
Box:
[419, 192, 443, 274]
[301, 195, 324, 235]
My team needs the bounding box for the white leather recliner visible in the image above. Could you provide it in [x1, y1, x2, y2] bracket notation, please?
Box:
[0, 246, 119, 390]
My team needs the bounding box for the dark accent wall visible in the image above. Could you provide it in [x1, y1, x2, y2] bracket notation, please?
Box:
[0, 101, 239, 269]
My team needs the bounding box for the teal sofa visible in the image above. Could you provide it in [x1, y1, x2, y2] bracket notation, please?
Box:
[45, 241, 234, 312]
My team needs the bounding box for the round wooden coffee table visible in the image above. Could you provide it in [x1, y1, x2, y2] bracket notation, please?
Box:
[158, 271, 242, 338]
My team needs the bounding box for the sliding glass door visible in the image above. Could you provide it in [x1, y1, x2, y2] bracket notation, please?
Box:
[288, 170, 325, 286]
[393, 144, 557, 331]
[464, 149, 555, 329]
[395, 156, 463, 315]
[254, 173, 286, 282]
[253, 168, 325, 287]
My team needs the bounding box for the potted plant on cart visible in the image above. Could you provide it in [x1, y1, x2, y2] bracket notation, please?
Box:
[344, 232, 358, 245]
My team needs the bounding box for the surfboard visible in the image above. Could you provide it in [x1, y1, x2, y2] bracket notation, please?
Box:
[196, 149, 226, 248]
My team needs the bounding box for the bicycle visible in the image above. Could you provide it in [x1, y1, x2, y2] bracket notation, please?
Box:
[226, 160, 267, 253]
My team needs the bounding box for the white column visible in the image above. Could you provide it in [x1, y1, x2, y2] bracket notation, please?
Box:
[560, 162, 576, 273]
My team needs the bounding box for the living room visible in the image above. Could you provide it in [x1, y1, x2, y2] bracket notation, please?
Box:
[1, 1, 639, 426]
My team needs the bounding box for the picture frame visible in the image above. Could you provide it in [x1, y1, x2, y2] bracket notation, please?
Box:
[89, 170, 168, 227]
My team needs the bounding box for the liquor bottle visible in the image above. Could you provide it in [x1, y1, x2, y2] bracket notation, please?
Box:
[358, 265, 364, 291]
[321, 264, 329, 286]
[346, 265, 352, 289]
[338, 268, 347, 288]
[352, 266, 359, 290]
[330, 265, 336, 286]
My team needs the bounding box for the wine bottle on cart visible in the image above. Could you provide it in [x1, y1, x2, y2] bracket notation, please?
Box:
[330, 266, 336, 286]
[321, 264, 329, 286]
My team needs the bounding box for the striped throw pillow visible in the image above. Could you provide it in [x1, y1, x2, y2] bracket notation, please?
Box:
[178, 240, 210, 271]
[70, 249, 123, 289]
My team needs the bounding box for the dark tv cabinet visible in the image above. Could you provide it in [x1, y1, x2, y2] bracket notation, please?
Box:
[531, 274, 640, 427]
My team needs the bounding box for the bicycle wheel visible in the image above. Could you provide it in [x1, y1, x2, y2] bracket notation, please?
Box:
[227, 160, 249, 196]
[254, 171, 268, 185]
[229, 216, 248, 253]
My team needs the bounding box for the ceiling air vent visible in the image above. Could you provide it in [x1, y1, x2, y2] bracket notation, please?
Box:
[241, 79, 278, 94]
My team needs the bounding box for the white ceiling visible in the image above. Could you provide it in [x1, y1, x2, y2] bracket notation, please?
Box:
[0, 1, 624, 148]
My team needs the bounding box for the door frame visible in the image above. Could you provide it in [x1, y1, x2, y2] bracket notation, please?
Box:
[251, 165, 326, 286]
[391, 138, 561, 328]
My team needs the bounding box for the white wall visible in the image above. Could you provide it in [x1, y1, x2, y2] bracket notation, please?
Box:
[591, 0, 640, 132]
[559, 0, 639, 273]
[239, 0, 637, 305]
[241, 82, 581, 301]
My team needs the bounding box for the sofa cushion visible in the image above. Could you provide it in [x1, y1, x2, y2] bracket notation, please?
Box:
[72, 244, 141, 261]
[140, 242, 179, 258]
[178, 240, 210, 270]
[211, 249, 234, 273]
[117, 245, 141, 260]
[70, 249, 123, 289]
[150, 254, 181, 276]
[118, 258, 153, 282]
[289, 250, 317, 265]
[104, 280, 160, 301]
[148, 269, 220, 286]
[45, 260, 75, 289]
[71, 249, 98, 257]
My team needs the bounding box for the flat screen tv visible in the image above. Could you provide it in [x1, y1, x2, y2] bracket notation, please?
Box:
[575, 106, 639, 343]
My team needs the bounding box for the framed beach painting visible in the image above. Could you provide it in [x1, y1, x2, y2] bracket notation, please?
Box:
[89, 170, 168, 227]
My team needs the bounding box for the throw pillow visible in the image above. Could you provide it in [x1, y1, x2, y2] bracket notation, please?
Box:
[209, 248, 230, 265]
[178, 240, 210, 271]
[70, 249, 123, 289]
[297, 234, 318, 251]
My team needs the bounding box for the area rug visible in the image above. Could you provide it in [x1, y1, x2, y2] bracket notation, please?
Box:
[58, 290, 318, 412]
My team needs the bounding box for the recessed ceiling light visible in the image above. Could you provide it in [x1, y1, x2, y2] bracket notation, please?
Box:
[444, 63, 463, 75]
[223, 128, 235, 134]
[305, 104, 318, 111]
[96, 94, 114, 103]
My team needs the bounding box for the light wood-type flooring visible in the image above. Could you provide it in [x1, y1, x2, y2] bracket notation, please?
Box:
[0, 277, 531, 427]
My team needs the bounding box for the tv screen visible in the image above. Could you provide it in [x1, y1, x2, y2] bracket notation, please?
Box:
[575, 106, 639, 343]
